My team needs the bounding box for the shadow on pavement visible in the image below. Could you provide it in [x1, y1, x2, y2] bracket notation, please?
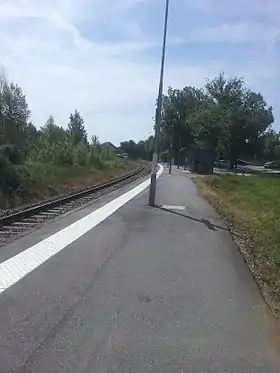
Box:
[155, 205, 243, 239]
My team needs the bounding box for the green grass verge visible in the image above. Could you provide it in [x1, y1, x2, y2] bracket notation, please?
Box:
[25, 161, 128, 188]
[0, 160, 134, 208]
[195, 174, 280, 315]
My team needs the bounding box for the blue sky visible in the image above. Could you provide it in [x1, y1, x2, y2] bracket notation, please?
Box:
[0, 0, 279, 144]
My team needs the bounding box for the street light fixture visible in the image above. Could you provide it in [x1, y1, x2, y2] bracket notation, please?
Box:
[148, 0, 170, 206]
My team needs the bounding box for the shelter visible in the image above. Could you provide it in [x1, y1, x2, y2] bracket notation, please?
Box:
[185, 147, 214, 174]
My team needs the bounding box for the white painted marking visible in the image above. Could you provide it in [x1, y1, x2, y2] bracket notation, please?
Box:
[0, 165, 164, 294]
[162, 205, 185, 211]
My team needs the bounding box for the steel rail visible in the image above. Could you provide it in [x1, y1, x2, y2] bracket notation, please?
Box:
[0, 166, 146, 227]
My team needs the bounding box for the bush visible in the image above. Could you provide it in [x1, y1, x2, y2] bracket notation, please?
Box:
[0, 156, 27, 196]
[28, 138, 74, 166]
[73, 142, 89, 166]
[0, 144, 23, 164]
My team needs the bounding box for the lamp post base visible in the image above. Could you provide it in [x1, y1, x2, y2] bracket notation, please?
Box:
[148, 173, 157, 206]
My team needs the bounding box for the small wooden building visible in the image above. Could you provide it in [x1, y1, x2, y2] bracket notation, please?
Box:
[186, 147, 214, 174]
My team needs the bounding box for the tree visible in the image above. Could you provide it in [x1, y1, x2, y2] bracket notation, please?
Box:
[68, 110, 87, 145]
[119, 137, 154, 160]
[190, 101, 229, 152]
[91, 135, 99, 147]
[120, 140, 139, 159]
[0, 73, 7, 145]
[205, 73, 274, 167]
[31, 115, 72, 165]
[24, 122, 40, 154]
[0, 71, 125, 198]
[161, 86, 206, 154]
[158, 73, 274, 167]
[73, 141, 88, 166]
[260, 130, 280, 160]
[41, 115, 66, 144]
[0, 74, 30, 162]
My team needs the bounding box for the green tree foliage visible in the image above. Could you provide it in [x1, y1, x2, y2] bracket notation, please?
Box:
[261, 130, 280, 160]
[161, 86, 207, 152]
[205, 73, 274, 166]
[41, 115, 66, 143]
[0, 155, 27, 196]
[0, 73, 31, 163]
[24, 122, 40, 154]
[159, 73, 274, 167]
[73, 141, 89, 166]
[190, 101, 228, 152]
[68, 110, 87, 145]
[120, 136, 154, 160]
[29, 115, 117, 168]
[0, 73, 122, 197]
[29, 115, 73, 165]
[0, 73, 33, 196]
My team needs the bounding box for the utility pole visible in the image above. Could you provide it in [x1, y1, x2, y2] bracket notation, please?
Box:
[168, 145, 172, 174]
[148, 0, 170, 206]
[168, 120, 175, 174]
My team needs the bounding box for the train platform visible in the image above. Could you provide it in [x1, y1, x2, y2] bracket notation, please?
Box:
[0, 165, 279, 372]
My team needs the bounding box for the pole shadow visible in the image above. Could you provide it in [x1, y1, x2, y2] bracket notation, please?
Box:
[155, 205, 243, 239]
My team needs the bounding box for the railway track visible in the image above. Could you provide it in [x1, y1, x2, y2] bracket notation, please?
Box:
[0, 165, 149, 246]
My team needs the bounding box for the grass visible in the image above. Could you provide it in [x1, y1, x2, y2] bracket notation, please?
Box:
[0, 160, 134, 209]
[196, 174, 280, 315]
[25, 161, 128, 189]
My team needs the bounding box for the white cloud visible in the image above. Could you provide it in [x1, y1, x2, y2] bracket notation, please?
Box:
[0, 1, 155, 143]
[0, 0, 279, 145]
[184, 0, 280, 19]
[181, 0, 280, 47]
[0, 0, 89, 20]
[0, 0, 218, 144]
[190, 22, 280, 44]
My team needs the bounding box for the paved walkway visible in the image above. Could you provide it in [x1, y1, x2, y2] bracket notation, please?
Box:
[0, 167, 279, 372]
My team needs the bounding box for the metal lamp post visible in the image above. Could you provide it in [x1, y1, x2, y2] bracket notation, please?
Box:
[148, 0, 170, 206]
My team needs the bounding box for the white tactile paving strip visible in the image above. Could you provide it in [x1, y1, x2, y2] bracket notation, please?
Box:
[0, 165, 164, 294]
[161, 205, 185, 211]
